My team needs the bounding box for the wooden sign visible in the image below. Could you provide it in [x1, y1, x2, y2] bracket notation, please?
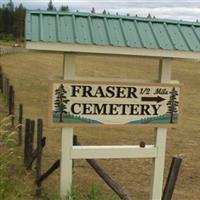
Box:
[48, 80, 182, 127]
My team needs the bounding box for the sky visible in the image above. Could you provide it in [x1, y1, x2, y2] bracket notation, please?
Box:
[0, 0, 200, 22]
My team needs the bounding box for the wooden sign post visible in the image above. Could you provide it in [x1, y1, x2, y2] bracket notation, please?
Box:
[60, 53, 75, 198]
[57, 54, 177, 200]
[150, 59, 172, 200]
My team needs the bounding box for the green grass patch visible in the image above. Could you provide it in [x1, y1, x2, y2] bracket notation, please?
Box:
[41, 184, 119, 200]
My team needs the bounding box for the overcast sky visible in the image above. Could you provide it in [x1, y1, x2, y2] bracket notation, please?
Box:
[1, 0, 200, 21]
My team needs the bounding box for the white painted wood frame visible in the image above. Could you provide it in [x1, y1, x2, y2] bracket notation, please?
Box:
[71, 145, 157, 159]
[59, 55, 171, 200]
[149, 59, 171, 200]
[26, 41, 200, 60]
[60, 53, 75, 199]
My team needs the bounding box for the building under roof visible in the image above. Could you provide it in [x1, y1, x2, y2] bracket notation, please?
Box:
[25, 10, 200, 60]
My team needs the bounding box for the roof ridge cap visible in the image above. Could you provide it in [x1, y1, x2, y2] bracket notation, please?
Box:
[26, 9, 200, 26]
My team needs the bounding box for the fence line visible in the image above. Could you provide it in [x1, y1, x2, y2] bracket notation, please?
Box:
[0, 47, 28, 56]
[0, 65, 22, 137]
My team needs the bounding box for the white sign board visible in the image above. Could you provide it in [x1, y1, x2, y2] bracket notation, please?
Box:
[48, 80, 182, 127]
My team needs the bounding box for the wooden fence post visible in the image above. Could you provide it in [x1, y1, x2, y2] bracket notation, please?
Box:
[24, 119, 31, 166]
[0, 66, 3, 93]
[36, 119, 43, 198]
[4, 77, 9, 103]
[8, 85, 13, 114]
[26, 120, 35, 170]
[162, 157, 182, 200]
[5, 78, 8, 104]
[18, 104, 23, 146]
[2, 74, 6, 96]
[8, 85, 15, 126]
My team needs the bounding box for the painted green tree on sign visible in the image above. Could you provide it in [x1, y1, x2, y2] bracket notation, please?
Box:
[167, 88, 179, 123]
[54, 84, 69, 122]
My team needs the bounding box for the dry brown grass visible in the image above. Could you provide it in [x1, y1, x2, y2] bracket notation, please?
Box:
[0, 51, 200, 199]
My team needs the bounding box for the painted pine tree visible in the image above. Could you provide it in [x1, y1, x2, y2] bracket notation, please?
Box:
[167, 88, 179, 123]
[54, 84, 69, 122]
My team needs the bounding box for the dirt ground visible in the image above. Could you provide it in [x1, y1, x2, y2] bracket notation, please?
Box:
[0, 51, 200, 200]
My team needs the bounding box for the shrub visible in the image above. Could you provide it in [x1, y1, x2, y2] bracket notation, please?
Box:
[0, 33, 15, 42]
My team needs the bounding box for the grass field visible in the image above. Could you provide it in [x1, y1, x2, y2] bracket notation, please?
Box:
[1, 51, 200, 199]
[0, 40, 14, 48]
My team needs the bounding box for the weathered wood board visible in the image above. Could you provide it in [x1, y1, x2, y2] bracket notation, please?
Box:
[48, 80, 182, 127]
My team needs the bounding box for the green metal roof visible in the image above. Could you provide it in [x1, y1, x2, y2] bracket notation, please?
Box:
[25, 10, 200, 52]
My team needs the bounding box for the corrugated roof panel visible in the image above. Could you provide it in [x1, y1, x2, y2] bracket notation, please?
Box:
[43, 15, 57, 41]
[76, 17, 92, 44]
[91, 17, 109, 45]
[25, 10, 200, 53]
[180, 25, 200, 51]
[166, 24, 189, 51]
[192, 26, 200, 51]
[31, 14, 40, 41]
[25, 12, 31, 40]
[151, 23, 173, 50]
[193, 26, 200, 39]
[137, 21, 158, 49]
[59, 15, 74, 43]
[107, 18, 126, 46]
[56, 14, 61, 41]
[122, 20, 142, 48]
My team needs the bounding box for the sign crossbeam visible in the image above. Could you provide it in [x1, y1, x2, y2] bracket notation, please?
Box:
[71, 145, 157, 159]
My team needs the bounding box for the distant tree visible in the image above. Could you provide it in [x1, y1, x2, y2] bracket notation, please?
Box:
[91, 7, 95, 13]
[0, 1, 27, 42]
[54, 84, 69, 122]
[60, 5, 69, 11]
[147, 13, 151, 18]
[0, 8, 2, 33]
[47, 0, 56, 11]
[13, 3, 26, 42]
[167, 88, 179, 123]
[102, 9, 106, 14]
[6, 1, 14, 34]
[6, 0, 14, 12]
[2, 7, 11, 34]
